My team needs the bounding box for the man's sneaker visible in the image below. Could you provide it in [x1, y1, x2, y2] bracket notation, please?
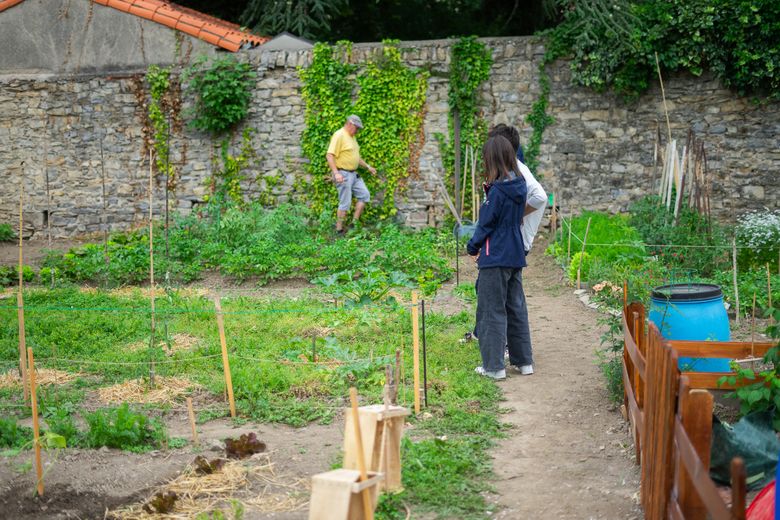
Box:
[518, 364, 534, 375]
[474, 366, 506, 381]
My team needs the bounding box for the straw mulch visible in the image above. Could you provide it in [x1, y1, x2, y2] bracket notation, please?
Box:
[0, 368, 79, 389]
[97, 377, 199, 405]
[128, 334, 201, 355]
[110, 454, 308, 519]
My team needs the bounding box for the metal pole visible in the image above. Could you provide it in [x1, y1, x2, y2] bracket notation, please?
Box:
[422, 299, 428, 408]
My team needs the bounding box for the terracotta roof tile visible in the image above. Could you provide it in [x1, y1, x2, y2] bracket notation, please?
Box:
[0, 0, 26, 12]
[103, 0, 271, 51]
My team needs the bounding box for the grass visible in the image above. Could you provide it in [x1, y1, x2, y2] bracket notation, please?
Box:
[0, 287, 506, 517]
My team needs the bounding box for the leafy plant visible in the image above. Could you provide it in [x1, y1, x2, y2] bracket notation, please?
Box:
[144, 491, 178, 514]
[224, 432, 266, 459]
[207, 128, 258, 206]
[719, 305, 780, 429]
[184, 55, 255, 135]
[0, 223, 15, 242]
[146, 65, 176, 180]
[84, 403, 166, 452]
[0, 417, 33, 449]
[314, 267, 412, 305]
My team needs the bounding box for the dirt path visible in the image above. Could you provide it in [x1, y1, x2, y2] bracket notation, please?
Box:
[485, 246, 642, 519]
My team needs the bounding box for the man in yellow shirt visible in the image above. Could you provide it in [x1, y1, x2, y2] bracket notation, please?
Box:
[326, 115, 376, 234]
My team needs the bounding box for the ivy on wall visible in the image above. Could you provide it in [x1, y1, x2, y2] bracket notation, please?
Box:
[524, 56, 556, 174]
[183, 55, 256, 135]
[435, 36, 493, 219]
[146, 65, 175, 181]
[299, 40, 428, 220]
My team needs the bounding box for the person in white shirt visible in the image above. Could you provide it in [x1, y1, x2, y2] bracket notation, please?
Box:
[466, 124, 546, 375]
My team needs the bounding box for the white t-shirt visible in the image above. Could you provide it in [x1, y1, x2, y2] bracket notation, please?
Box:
[518, 160, 547, 253]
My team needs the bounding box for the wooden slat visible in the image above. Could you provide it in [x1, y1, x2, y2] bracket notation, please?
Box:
[681, 371, 766, 390]
[731, 458, 746, 520]
[668, 340, 775, 358]
[673, 419, 732, 520]
[667, 499, 684, 520]
[677, 383, 713, 519]
[624, 316, 647, 379]
[622, 359, 644, 461]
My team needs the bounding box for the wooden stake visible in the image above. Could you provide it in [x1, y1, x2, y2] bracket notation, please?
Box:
[731, 458, 747, 520]
[349, 387, 374, 520]
[732, 238, 740, 326]
[471, 146, 477, 222]
[186, 397, 199, 445]
[411, 291, 421, 415]
[767, 264, 773, 323]
[566, 214, 572, 266]
[577, 217, 592, 290]
[148, 150, 156, 388]
[18, 167, 29, 404]
[393, 349, 401, 406]
[28, 347, 43, 496]
[655, 52, 672, 144]
[214, 297, 236, 418]
[751, 293, 757, 360]
[460, 146, 468, 216]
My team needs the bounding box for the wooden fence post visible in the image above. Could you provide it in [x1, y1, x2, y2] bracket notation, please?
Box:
[214, 297, 236, 418]
[730, 458, 747, 520]
[411, 291, 420, 415]
[677, 382, 713, 519]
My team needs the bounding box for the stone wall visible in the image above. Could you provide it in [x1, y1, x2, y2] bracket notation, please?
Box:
[1, 36, 778, 238]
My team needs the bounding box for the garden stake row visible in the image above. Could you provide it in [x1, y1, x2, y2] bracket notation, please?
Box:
[18, 166, 29, 404]
[28, 347, 43, 496]
[214, 296, 237, 418]
[411, 290, 420, 414]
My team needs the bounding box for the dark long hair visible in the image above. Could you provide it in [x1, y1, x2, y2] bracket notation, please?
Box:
[482, 135, 520, 183]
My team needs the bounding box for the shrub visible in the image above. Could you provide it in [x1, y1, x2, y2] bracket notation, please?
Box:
[0, 223, 14, 242]
[736, 210, 780, 270]
[84, 403, 166, 452]
[629, 196, 730, 277]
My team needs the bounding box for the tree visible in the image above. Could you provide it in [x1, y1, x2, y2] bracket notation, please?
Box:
[240, 0, 347, 40]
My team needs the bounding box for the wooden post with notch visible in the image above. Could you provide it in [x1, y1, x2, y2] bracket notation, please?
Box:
[411, 291, 420, 414]
[214, 296, 236, 418]
[186, 397, 199, 445]
[28, 347, 43, 496]
[676, 381, 713, 518]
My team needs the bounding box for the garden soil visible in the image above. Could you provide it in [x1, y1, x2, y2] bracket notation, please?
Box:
[0, 237, 642, 518]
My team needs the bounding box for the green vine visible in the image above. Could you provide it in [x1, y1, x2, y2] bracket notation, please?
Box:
[524, 54, 556, 174]
[435, 36, 493, 220]
[206, 128, 257, 206]
[146, 65, 174, 180]
[299, 40, 428, 220]
[183, 55, 256, 135]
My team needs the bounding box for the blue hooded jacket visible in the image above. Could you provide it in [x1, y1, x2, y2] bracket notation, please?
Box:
[466, 176, 527, 269]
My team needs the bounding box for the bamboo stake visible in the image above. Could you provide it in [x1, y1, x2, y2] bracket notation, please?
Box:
[471, 146, 478, 222]
[186, 397, 199, 445]
[460, 146, 469, 216]
[393, 349, 401, 405]
[18, 166, 29, 404]
[577, 217, 592, 290]
[733, 238, 740, 326]
[411, 291, 421, 415]
[28, 347, 43, 496]
[751, 293, 757, 360]
[767, 264, 773, 324]
[566, 213, 572, 266]
[100, 139, 108, 266]
[148, 150, 156, 388]
[349, 387, 374, 520]
[44, 124, 53, 287]
[214, 296, 236, 418]
[655, 52, 672, 144]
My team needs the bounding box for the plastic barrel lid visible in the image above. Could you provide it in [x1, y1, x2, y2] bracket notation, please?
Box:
[651, 283, 723, 301]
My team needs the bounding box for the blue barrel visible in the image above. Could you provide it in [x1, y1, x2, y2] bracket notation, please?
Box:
[648, 283, 731, 372]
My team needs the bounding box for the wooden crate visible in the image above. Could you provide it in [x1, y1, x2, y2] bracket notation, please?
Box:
[309, 469, 382, 520]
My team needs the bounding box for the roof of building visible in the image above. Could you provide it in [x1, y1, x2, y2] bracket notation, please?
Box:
[0, 0, 269, 52]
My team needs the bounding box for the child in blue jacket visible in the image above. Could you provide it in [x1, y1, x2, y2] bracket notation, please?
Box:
[467, 135, 528, 380]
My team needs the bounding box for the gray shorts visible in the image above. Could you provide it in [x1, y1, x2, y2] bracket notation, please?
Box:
[335, 170, 371, 211]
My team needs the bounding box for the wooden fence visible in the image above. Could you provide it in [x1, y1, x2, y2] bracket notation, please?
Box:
[622, 300, 776, 520]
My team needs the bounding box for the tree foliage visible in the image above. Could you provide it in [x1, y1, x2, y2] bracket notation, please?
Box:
[547, 0, 780, 99]
[240, 0, 346, 40]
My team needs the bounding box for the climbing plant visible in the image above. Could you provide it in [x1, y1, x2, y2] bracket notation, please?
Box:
[523, 54, 556, 173]
[184, 55, 256, 135]
[146, 65, 175, 180]
[299, 40, 428, 220]
[206, 128, 258, 207]
[435, 36, 493, 219]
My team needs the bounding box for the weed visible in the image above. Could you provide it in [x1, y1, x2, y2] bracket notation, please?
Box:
[0, 223, 15, 242]
[84, 403, 167, 452]
[0, 417, 33, 449]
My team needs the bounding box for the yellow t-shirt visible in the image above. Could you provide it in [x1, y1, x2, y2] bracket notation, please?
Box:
[327, 127, 360, 170]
